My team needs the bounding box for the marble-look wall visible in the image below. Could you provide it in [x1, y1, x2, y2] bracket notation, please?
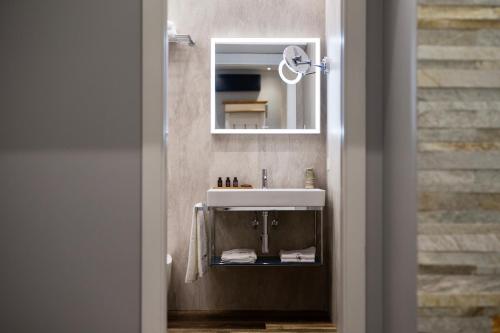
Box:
[417, 0, 500, 332]
[167, 0, 327, 311]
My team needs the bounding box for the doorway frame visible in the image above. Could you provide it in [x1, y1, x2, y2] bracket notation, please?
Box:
[142, 0, 167, 332]
[326, 0, 366, 332]
[141, 0, 367, 332]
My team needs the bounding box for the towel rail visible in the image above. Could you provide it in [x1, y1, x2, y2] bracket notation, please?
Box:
[212, 206, 323, 212]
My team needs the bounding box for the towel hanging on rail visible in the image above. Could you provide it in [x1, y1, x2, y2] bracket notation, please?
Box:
[185, 203, 209, 283]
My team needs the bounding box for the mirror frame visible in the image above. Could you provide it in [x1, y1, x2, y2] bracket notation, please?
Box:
[210, 37, 321, 134]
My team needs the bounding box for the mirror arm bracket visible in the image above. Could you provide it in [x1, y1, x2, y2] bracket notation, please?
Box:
[316, 57, 329, 74]
[307, 57, 330, 75]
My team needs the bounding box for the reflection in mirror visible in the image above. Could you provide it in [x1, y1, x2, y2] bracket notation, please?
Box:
[210, 38, 321, 134]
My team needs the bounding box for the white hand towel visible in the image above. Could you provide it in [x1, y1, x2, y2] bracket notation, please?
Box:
[221, 249, 257, 259]
[280, 246, 316, 262]
[281, 258, 315, 263]
[221, 249, 257, 263]
[185, 203, 209, 283]
[221, 258, 256, 264]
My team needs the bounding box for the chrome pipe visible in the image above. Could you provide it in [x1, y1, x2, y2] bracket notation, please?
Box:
[262, 169, 268, 189]
[261, 211, 269, 254]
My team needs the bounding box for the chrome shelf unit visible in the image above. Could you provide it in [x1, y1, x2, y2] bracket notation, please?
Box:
[207, 205, 324, 267]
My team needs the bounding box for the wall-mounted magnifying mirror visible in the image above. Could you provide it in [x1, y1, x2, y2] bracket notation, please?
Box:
[211, 38, 322, 134]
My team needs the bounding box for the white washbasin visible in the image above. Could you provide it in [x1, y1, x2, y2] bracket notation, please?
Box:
[207, 188, 325, 207]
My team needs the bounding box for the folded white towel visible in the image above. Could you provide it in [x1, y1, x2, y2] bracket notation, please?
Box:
[281, 253, 315, 259]
[221, 249, 257, 259]
[281, 258, 316, 263]
[221, 249, 257, 263]
[280, 246, 316, 262]
[221, 258, 256, 264]
[185, 203, 209, 283]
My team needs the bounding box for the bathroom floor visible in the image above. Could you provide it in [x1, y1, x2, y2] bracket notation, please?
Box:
[168, 311, 336, 332]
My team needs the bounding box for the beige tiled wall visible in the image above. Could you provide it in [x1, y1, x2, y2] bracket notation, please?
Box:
[417, 0, 500, 332]
[166, 0, 327, 311]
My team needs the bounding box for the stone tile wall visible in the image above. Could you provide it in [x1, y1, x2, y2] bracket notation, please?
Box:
[417, 0, 500, 332]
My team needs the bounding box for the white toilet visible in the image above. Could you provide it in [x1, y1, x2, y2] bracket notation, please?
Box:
[166, 254, 172, 290]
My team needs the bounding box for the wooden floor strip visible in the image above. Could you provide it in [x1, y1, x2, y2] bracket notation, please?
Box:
[168, 311, 335, 332]
[168, 324, 336, 333]
[266, 323, 336, 329]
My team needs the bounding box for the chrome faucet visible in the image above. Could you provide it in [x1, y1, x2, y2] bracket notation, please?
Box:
[262, 169, 268, 189]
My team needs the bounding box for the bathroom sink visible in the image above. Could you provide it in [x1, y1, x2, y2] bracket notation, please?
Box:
[206, 188, 325, 207]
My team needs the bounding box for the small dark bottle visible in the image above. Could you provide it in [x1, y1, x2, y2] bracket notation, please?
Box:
[217, 177, 223, 187]
[225, 177, 231, 187]
[233, 177, 239, 187]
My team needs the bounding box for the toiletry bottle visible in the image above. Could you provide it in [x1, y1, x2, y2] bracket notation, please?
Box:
[217, 177, 223, 187]
[305, 168, 316, 189]
[233, 177, 239, 187]
[225, 177, 231, 187]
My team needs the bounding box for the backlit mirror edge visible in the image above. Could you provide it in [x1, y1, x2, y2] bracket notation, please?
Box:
[210, 37, 322, 135]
